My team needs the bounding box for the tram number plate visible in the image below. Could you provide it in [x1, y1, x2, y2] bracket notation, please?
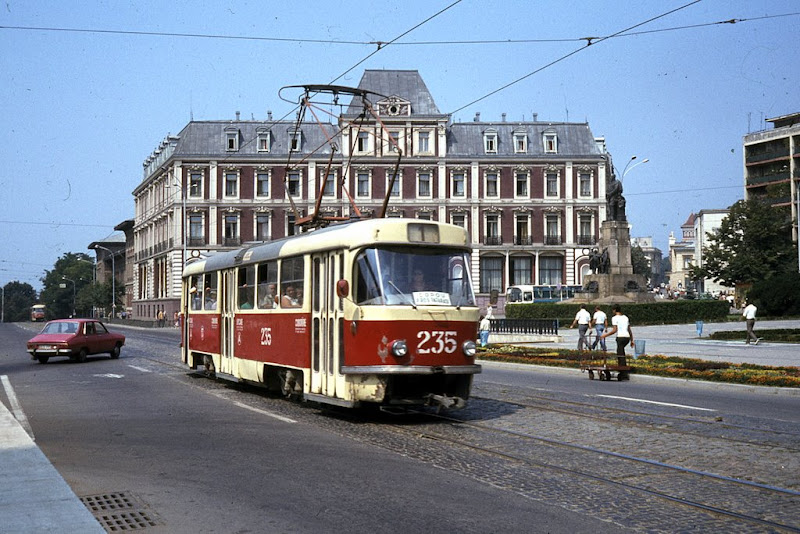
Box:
[417, 330, 457, 354]
[260, 327, 272, 346]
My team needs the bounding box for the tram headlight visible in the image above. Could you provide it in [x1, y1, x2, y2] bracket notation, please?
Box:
[391, 340, 408, 358]
[462, 340, 477, 357]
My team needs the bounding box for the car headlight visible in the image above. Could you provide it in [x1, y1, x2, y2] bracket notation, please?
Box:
[391, 340, 408, 358]
[462, 340, 476, 357]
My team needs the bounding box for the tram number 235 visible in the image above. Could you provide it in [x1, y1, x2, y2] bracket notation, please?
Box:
[260, 327, 272, 346]
[417, 330, 458, 354]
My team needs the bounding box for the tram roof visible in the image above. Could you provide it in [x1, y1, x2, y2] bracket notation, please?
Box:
[183, 218, 469, 276]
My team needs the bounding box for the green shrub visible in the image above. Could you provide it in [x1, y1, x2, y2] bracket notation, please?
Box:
[505, 300, 730, 325]
[748, 271, 800, 316]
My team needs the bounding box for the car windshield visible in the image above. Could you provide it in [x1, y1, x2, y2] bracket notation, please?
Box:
[41, 321, 79, 334]
[353, 246, 475, 307]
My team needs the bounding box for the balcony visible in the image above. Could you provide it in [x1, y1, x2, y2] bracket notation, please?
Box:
[514, 235, 532, 246]
[188, 237, 206, 247]
[484, 235, 503, 246]
[545, 235, 562, 245]
[745, 149, 790, 165]
[577, 234, 596, 246]
[223, 237, 242, 247]
[746, 172, 791, 187]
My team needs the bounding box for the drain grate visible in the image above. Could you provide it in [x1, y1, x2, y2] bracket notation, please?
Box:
[80, 492, 159, 531]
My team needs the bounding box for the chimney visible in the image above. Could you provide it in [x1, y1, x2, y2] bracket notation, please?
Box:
[501, 113, 506, 122]
[267, 110, 273, 121]
[533, 113, 538, 122]
[474, 112, 481, 122]
[235, 111, 240, 121]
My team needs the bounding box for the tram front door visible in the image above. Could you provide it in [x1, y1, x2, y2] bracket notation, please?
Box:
[310, 251, 344, 401]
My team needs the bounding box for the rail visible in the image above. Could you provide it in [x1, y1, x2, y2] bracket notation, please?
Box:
[490, 318, 559, 335]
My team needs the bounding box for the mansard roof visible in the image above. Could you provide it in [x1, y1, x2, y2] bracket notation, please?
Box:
[345, 69, 442, 116]
[448, 121, 603, 158]
[171, 120, 338, 159]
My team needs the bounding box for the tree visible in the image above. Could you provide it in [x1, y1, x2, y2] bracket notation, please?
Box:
[2, 281, 37, 322]
[631, 245, 651, 281]
[39, 253, 95, 318]
[691, 199, 797, 287]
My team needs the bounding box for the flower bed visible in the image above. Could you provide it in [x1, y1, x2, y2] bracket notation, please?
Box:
[479, 346, 800, 388]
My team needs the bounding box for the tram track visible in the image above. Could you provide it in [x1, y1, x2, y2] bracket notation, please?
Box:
[387, 406, 800, 532]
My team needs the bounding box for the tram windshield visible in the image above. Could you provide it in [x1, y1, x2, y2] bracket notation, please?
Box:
[354, 246, 475, 307]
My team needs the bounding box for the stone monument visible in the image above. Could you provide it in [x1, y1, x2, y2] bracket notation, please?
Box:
[574, 171, 654, 303]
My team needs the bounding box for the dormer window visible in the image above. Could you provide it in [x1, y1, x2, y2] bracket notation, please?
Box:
[257, 129, 270, 152]
[225, 130, 239, 151]
[514, 131, 527, 153]
[356, 131, 370, 153]
[484, 130, 498, 154]
[543, 131, 558, 153]
[289, 131, 302, 152]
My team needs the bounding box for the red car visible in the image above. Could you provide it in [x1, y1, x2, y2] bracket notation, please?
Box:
[27, 319, 126, 364]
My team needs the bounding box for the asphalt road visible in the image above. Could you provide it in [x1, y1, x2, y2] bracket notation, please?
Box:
[0, 323, 615, 534]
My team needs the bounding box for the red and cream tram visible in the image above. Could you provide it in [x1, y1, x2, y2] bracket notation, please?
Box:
[181, 218, 480, 409]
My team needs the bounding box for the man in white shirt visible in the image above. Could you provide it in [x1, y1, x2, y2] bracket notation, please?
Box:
[590, 306, 607, 351]
[601, 305, 634, 366]
[570, 304, 592, 351]
[742, 300, 760, 345]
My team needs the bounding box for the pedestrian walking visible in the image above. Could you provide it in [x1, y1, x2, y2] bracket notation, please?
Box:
[742, 300, 761, 345]
[479, 314, 491, 347]
[600, 305, 633, 366]
[157, 309, 165, 328]
[569, 304, 592, 351]
[590, 306, 607, 351]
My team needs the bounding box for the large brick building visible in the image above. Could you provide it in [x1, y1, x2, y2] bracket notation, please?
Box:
[131, 70, 611, 320]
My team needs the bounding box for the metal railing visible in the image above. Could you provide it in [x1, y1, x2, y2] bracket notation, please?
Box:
[489, 318, 559, 335]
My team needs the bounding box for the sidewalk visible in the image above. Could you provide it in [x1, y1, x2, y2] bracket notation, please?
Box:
[0, 400, 104, 533]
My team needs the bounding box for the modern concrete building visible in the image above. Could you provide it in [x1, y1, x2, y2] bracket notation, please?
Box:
[131, 70, 612, 320]
[743, 111, 800, 243]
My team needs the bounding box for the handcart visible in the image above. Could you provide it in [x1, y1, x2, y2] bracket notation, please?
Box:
[578, 331, 631, 381]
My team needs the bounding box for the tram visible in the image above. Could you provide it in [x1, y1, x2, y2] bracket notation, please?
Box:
[181, 218, 480, 410]
[30, 304, 46, 322]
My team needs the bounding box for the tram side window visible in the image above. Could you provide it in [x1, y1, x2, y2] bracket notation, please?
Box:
[257, 261, 278, 309]
[203, 273, 218, 310]
[280, 257, 304, 308]
[190, 275, 203, 310]
[238, 266, 255, 310]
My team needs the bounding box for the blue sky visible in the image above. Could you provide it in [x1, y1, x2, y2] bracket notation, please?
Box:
[1, 0, 798, 289]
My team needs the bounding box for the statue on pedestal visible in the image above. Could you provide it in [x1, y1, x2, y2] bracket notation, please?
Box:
[606, 173, 626, 222]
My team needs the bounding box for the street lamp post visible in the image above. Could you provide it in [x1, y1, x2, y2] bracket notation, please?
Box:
[92, 245, 117, 319]
[622, 156, 649, 181]
[61, 276, 76, 318]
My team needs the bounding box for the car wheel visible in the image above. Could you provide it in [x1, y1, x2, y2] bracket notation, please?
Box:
[110, 344, 121, 359]
[77, 348, 88, 363]
[36, 355, 49, 364]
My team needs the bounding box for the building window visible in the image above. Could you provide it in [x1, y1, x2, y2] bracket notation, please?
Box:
[451, 171, 466, 197]
[257, 132, 270, 152]
[515, 171, 528, 198]
[539, 256, 563, 285]
[323, 171, 336, 197]
[485, 213, 501, 245]
[287, 214, 297, 236]
[579, 171, 592, 197]
[578, 214, 594, 245]
[189, 172, 203, 198]
[485, 171, 499, 198]
[545, 171, 559, 197]
[224, 171, 239, 198]
[451, 213, 466, 229]
[256, 214, 270, 241]
[256, 172, 270, 198]
[515, 214, 530, 245]
[226, 132, 239, 151]
[290, 131, 301, 152]
[417, 211, 432, 221]
[417, 130, 431, 154]
[484, 132, 498, 153]
[356, 171, 370, 198]
[514, 133, 527, 153]
[510, 256, 532, 285]
[224, 213, 239, 246]
[480, 256, 503, 293]
[544, 132, 558, 153]
[387, 171, 401, 197]
[387, 131, 401, 153]
[287, 171, 301, 198]
[417, 171, 431, 198]
[189, 214, 204, 246]
[356, 131, 370, 153]
[545, 214, 561, 245]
